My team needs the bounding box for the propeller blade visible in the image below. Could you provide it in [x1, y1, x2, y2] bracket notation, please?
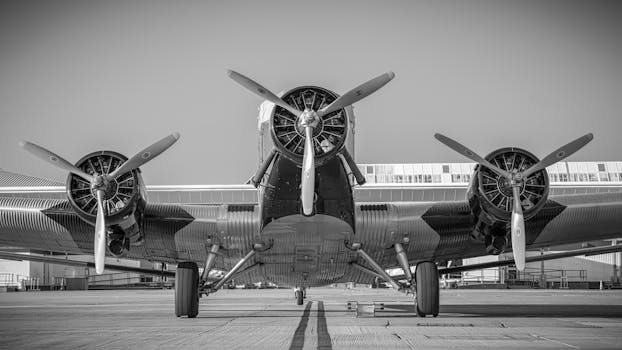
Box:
[19, 141, 94, 182]
[511, 186, 526, 271]
[227, 70, 302, 117]
[521, 133, 594, 178]
[318, 72, 395, 117]
[94, 189, 107, 275]
[109, 133, 180, 179]
[301, 126, 315, 216]
[434, 134, 511, 179]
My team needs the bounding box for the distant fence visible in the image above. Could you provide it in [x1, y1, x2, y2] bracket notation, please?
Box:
[458, 267, 589, 288]
[0, 273, 37, 290]
[87, 272, 172, 289]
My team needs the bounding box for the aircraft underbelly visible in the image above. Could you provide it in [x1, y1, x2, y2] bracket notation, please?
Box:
[259, 214, 355, 287]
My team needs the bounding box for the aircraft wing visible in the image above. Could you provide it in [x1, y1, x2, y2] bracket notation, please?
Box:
[1, 184, 621, 285]
[0, 197, 261, 276]
[353, 192, 622, 268]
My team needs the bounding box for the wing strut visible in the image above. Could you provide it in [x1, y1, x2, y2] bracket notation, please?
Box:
[0, 252, 176, 278]
[440, 244, 622, 275]
[388, 244, 622, 281]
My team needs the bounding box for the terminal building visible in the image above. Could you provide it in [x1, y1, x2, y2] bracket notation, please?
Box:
[1, 161, 621, 289]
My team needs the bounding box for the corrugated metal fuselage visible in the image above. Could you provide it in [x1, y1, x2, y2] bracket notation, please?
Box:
[258, 155, 357, 287]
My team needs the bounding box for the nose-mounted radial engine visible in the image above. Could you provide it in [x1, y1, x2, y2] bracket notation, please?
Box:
[434, 133, 594, 271]
[228, 70, 395, 216]
[20, 133, 180, 274]
[271, 86, 349, 167]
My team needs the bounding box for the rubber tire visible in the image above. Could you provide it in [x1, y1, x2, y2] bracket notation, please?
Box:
[415, 303, 426, 317]
[415, 261, 439, 317]
[296, 290, 304, 305]
[175, 262, 199, 318]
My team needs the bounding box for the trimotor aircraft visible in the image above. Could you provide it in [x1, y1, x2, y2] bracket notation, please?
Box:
[2, 71, 622, 318]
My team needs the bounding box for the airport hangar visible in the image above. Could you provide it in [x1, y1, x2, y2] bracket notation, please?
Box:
[1, 160, 621, 290]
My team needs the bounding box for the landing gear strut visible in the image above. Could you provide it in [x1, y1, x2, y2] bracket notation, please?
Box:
[415, 261, 439, 317]
[394, 243, 414, 291]
[349, 243, 401, 290]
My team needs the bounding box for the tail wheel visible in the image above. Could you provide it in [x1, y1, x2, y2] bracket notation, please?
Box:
[175, 262, 199, 318]
[415, 261, 439, 317]
[295, 290, 304, 305]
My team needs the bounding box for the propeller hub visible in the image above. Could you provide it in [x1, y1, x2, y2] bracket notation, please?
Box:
[298, 109, 320, 128]
[296, 109, 322, 137]
[91, 175, 118, 201]
[497, 176, 524, 198]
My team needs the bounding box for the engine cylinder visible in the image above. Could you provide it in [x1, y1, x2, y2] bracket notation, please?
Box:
[468, 147, 549, 226]
[271, 86, 349, 165]
[66, 151, 144, 226]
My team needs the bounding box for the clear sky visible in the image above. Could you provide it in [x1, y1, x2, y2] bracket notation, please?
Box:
[1, 0, 621, 185]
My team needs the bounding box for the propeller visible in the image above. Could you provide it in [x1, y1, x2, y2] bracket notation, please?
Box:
[19, 141, 95, 182]
[20, 133, 180, 274]
[228, 69, 395, 216]
[94, 189, 107, 274]
[317, 72, 395, 117]
[108, 133, 180, 179]
[227, 70, 302, 117]
[510, 186, 525, 271]
[434, 133, 593, 271]
[301, 126, 315, 215]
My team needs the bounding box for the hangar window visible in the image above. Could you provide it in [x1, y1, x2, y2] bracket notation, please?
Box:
[442, 165, 450, 173]
[598, 163, 606, 172]
[366, 166, 374, 174]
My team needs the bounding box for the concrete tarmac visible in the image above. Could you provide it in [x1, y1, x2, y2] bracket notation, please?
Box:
[1, 288, 622, 349]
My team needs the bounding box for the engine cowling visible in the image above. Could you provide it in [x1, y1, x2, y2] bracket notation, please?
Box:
[271, 86, 349, 166]
[468, 147, 549, 253]
[66, 151, 146, 256]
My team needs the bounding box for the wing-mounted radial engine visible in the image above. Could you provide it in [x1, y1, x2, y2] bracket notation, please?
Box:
[66, 151, 145, 258]
[228, 70, 395, 216]
[435, 133, 594, 271]
[20, 133, 180, 274]
[467, 148, 549, 255]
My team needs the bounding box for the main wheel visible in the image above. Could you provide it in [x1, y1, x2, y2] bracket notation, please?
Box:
[175, 262, 199, 318]
[415, 261, 439, 317]
[295, 290, 304, 305]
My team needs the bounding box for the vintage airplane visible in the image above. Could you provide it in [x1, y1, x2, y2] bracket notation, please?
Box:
[1, 70, 622, 319]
